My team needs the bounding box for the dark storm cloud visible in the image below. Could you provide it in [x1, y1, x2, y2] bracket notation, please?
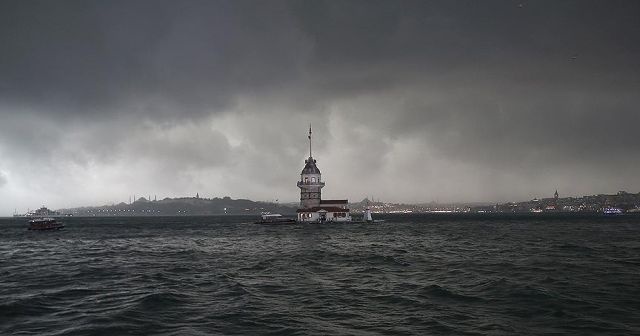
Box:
[284, 1, 640, 193]
[3, 0, 637, 117]
[1, 1, 639, 213]
[0, 0, 308, 119]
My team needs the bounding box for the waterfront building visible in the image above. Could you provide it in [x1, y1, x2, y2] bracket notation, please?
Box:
[296, 126, 352, 223]
[543, 189, 561, 211]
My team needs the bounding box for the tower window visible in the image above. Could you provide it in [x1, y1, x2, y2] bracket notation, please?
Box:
[311, 177, 316, 183]
[304, 177, 309, 183]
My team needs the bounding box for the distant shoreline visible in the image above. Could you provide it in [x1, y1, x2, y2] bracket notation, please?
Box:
[4, 212, 640, 220]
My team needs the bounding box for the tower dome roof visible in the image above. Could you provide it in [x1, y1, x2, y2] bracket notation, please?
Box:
[301, 157, 321, 175]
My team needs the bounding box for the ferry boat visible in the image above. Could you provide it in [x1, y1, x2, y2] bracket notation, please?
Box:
[28, 217, 65, 231]
[14, 206, 64, 218]
[254, 213, 297, 225]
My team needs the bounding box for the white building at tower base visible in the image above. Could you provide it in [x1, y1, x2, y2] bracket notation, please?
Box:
[297, 199, 351, 223]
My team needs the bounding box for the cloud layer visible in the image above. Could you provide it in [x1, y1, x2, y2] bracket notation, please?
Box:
[1, 1, 639, 214]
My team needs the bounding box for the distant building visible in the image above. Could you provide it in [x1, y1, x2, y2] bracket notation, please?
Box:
[296, 126, 351, 222]
[548, 189, 559, 211]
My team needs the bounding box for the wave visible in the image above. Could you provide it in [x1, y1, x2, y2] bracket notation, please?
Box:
[2, 215, 639, 335]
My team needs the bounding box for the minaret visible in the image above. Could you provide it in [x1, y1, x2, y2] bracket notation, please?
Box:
[297, 125, 325, 208]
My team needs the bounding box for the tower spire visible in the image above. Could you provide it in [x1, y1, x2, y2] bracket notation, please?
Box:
[308, 124, 312, 157]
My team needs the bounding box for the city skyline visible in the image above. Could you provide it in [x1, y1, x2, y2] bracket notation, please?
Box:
[1, 1, 640, 216]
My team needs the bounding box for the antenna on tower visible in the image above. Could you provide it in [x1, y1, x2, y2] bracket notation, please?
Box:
[308, 124, 312, 157]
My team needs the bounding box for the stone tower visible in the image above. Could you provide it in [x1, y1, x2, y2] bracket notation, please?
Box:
[297, 126, 325, 208]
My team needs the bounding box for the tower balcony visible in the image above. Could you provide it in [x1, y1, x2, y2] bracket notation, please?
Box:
[297, 181, 325, 187]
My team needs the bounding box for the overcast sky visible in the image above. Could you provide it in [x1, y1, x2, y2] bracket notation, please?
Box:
[1, 0, 639, 214]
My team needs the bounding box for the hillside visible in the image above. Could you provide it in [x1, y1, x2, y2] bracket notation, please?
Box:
[57, 196, 297, 216]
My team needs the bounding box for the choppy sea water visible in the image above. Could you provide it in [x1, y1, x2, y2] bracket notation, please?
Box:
[1, 214, 639, 335]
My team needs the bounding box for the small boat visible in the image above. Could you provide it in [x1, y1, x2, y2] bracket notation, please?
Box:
[349, 207, 384, 223]
[364, 206, 373, 222]
[254, 213, 297, 225]
[28, 218, 65, 231]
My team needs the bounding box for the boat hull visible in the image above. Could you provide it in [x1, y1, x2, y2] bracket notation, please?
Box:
[28, 224, 65, 231]
[255, 219, 297, 225]
[28, 218, 65, 231]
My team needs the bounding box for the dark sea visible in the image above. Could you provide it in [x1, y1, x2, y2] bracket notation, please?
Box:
[1, 214, 639, 335]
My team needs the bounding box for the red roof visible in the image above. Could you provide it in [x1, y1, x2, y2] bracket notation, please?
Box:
[320, 199, 348, 204]
[297, 207, 350, 213]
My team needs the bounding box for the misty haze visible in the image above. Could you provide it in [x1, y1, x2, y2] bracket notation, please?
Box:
[1, 0, 639, 215]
